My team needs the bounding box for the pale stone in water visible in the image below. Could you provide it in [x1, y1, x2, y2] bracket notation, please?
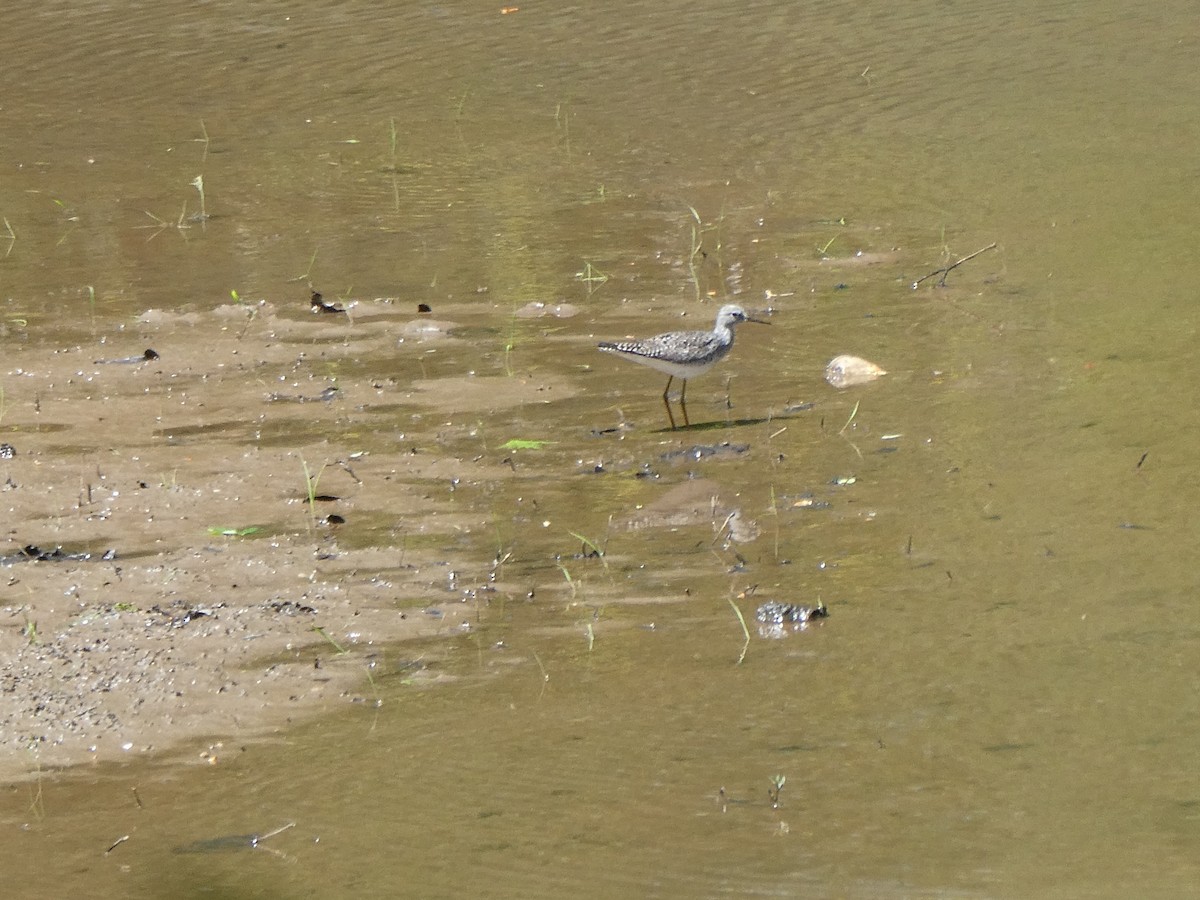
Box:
[825, 355, 887, 388]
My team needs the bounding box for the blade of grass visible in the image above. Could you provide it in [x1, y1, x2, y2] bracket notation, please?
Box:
[728, 597, 751, 665]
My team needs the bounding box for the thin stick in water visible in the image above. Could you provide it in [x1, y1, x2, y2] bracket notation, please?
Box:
[912, 242, 997, 288]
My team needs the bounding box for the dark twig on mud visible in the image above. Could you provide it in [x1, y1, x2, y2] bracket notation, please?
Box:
[912, 242, 997, 288]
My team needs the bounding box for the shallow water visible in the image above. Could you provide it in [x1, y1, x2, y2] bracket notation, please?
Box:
[4, 0, 1200, 896]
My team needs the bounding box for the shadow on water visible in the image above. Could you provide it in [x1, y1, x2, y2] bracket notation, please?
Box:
[644, 409, 812, 435]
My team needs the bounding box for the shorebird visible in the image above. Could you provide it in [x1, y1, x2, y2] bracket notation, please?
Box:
[597, 304, 769, 429]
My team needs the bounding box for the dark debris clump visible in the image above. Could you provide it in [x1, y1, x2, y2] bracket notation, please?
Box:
[755, 600, 829, 639]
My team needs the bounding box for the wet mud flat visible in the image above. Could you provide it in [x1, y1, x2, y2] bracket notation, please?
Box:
[0, 297, 522, 782]
[0, 290, 865, 784]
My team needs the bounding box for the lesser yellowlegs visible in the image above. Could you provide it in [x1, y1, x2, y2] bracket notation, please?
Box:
[597, 304, 769, 429]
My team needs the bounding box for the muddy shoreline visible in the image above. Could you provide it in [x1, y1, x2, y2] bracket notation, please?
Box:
[0, 298, 514, 782]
